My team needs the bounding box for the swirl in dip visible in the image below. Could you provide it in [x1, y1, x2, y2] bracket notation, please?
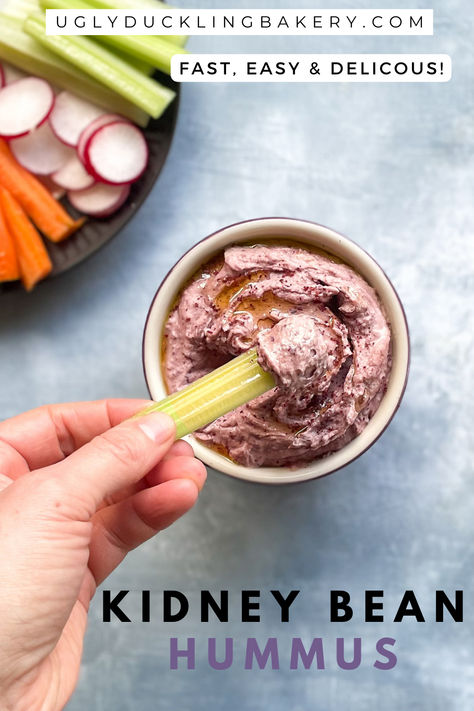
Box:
[163, 244, 392, 467]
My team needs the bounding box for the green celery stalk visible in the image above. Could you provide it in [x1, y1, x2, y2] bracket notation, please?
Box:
[40, 0, 188, 74]
[106, 46, 154, 75]
[96, 34, 186, 75]
[4, 0, 155, 75]
[86, 0, 188, 47]
[0, 13, 149, 126]
[24, 13, 175, 118]
[3, 0, 42, 19]
[135, 349, 276, 439]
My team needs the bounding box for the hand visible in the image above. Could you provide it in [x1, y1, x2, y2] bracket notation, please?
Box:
[0, 399, 207, 711]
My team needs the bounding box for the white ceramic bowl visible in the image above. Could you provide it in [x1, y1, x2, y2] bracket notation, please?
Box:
[143, 218, 409, 484]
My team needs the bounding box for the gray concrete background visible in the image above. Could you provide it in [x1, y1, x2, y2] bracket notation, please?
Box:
[1, 0, 473, 708]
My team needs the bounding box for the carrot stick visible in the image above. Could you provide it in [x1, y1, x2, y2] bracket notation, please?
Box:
[0, 139, 85, 242]
[0, 197, 20, 282]
[0, 187, 52, 291]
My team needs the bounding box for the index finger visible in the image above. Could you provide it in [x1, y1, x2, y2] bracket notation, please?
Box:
[0, 399, 150, 472]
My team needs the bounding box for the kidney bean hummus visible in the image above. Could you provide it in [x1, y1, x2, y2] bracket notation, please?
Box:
[163, 244, 392, 467]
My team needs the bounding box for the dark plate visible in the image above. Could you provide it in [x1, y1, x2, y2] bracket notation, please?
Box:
[2, 75, 179, 289]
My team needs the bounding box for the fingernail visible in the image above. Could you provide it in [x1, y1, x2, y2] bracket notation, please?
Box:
[138, 413, 176, 443]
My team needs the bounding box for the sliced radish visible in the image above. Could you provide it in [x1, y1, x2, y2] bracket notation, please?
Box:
[0, 64, 5, 89]
[0, 77, 54, 139]
[53, 153, 95, 191]
[85, 121, 148, 185]
[10, 122, 73, 175]
[49, 91, 104, 147]
[67, 183, 130, 217]
[77, 113, 122, 165]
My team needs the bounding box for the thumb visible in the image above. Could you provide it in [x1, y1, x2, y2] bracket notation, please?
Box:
[51, 412, 176, 515]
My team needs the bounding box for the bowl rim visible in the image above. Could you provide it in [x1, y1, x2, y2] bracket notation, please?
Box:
[142, 216, 410, 485]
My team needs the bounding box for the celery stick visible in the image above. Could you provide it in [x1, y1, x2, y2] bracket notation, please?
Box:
[41, 0, 188, 48]
[3, 0, 41, 19]
[40, 0, 188, 74]
[5, 0, 155, 75]
[96, 34, 186, 75]
[0, 14, 149, 126]
[136, 350, 276, 438]
[87, 0, 188, 47]
[109, 47, 154, 75]
[24, 14, 175, 118]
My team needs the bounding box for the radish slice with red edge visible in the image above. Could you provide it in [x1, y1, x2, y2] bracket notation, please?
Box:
[10, 122, 73, 176]
[53, 153, 95, 191]
[0, 77, 54, 139]
[67, 183, 130, 217]
[0, 64, 5, 89]
[85, 121, 148, 185]
[77, 113, 122, 165]
[49, 91, 105, 147]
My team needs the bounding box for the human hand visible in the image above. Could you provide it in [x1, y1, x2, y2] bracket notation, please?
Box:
[0, 399, 207, 711]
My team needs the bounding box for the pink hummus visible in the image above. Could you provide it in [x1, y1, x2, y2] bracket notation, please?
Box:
[163, 244, 391, 467]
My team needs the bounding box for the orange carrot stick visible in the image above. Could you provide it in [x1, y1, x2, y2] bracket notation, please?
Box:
[0, 197, 20, 282]
[0, 139, 85, 242]
[0, 187, 52, 291]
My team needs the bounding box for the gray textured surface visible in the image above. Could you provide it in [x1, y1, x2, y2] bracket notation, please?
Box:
[1, 0, 474, 708]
